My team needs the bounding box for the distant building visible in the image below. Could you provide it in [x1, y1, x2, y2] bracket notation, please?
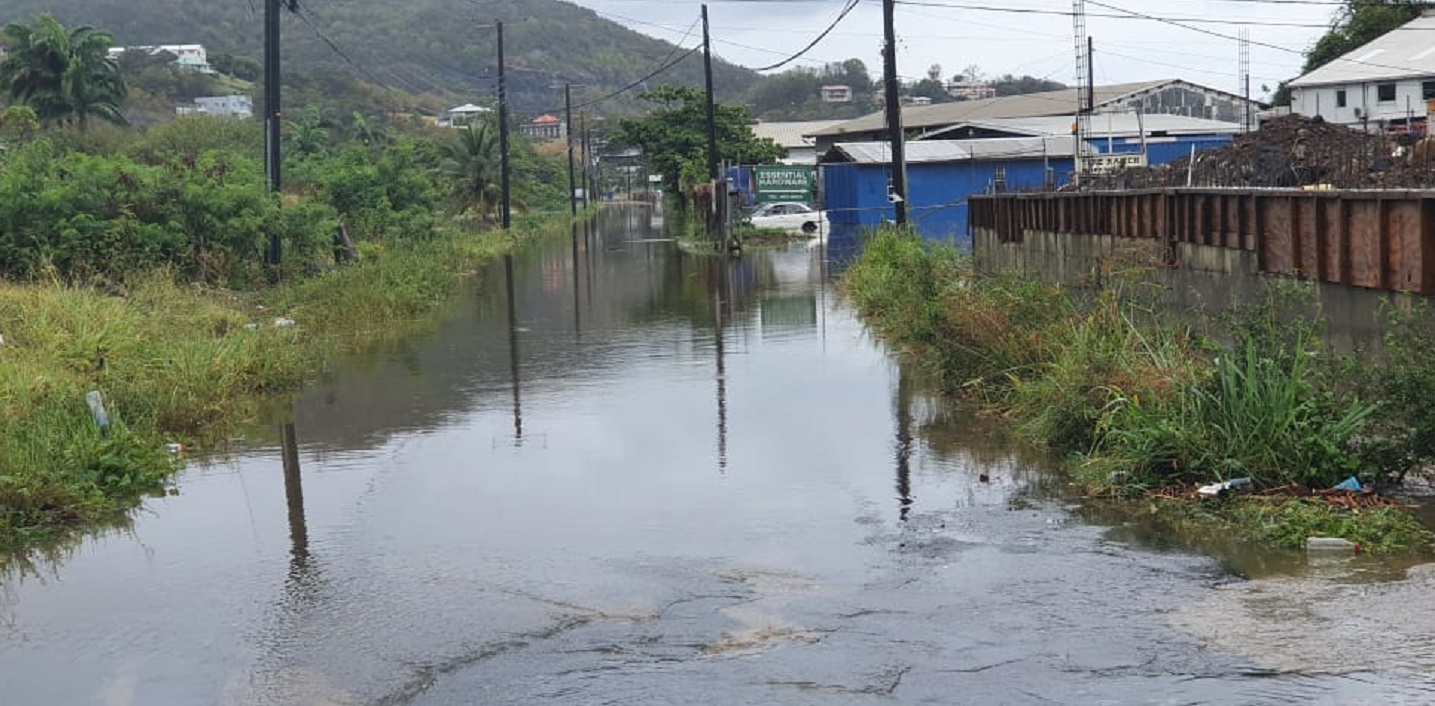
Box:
[109, 44, 214, 73]
[519, 114, 566, 140]
[751, 120, 845, 165]
[1288, 10, 1435, 132]
[436, 103, 492, 128]
[820, 85, 853, 103]
[906, 96, 933, 106]
[946, 80, 997, 101]
[176, 94, 253, 118]
[808, 79, 1265, 154]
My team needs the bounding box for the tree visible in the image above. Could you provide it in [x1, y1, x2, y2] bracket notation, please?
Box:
[348, 111, 389, 147]
[927, 63, 943, 82]
[283, 106, 332, 158]
[0, 14, 127, 131]
[991, 74, 1067, 97]
[1304, 1, 1423, 73]
[613, 85, 785, 196]
[438, 120, 503, 217]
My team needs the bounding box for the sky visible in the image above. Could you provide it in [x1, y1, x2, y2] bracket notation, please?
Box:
[568, 0, 1350, 101]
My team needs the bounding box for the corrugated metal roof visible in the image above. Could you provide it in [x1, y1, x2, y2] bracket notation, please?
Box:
[1290, 14, 1435, 87]
[808, 80, 1175, 137]
[833, 137, 1090, 164]
[751, 120, 846, 148]
[924, 113, 1242, 139]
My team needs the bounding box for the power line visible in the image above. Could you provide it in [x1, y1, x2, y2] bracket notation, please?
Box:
[893, 0, 1352, 28]
[751, 0, 861, 72]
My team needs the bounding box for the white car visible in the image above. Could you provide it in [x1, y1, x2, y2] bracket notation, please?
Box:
[747, 202, 828, 235]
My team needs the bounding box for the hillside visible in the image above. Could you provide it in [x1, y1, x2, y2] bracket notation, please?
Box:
[1, 0, 761, 117]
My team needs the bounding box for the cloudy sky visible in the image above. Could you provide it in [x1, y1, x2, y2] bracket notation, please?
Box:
[569, 0, 1347, 100]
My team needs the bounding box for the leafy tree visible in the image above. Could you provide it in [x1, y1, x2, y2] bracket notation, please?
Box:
[613, 85, 785, 195]
[1304, 1, 1424, 73]
[0, 105, 39, 142]
[991, 74, 1067, 97]
[348, 111, 389, 147]
[0, 14, 127, 131]
[439, 120, 503, 218]
[908, 78, 951, 104]
[283, 106, 333, 158]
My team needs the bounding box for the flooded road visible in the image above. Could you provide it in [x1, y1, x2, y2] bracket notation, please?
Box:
[3, 208, 1435, 705]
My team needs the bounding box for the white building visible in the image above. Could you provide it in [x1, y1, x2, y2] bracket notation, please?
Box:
[946, 81, 997, 101]
[436, 103, 492, 128]
[751, 120, 845, 165]
[109, 44, 214, 73]
[1289, 10, 1435, 131]
[820, 85, 853, 103]
[177, 95, 253, 118]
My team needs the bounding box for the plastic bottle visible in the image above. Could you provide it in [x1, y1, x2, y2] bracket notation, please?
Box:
[1306, 537, 1361, 552]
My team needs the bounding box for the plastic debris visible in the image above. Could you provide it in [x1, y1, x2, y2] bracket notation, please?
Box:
[0, 333, 6, 346]
[242, 323, 261, 331]
[1306, 537, 1362, 552]
[85, 390, 110, 434]
[272, 317, 297, 328]
[165, 443, 186, 455]
[1196, 477, 1253, 497]
[1332, 476, 1362, 492]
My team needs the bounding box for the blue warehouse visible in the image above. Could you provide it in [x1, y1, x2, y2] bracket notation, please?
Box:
[819, 112, 1241, 248]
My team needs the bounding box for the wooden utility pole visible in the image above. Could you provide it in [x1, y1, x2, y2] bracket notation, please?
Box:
[264, 0, 283, 266]
[702, 4, 719, 182]
[565, 83, 578, 216]
[497, 21, 512, 230]
[881, 0, 908, 226]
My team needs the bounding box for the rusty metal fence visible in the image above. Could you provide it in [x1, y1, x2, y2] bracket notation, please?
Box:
[970, 189, 1435, 295]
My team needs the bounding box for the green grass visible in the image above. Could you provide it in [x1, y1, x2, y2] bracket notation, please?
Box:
[0, 224, 525, 551]
[841, 226, 1435, 554]
[1139, 496, 1434, 555]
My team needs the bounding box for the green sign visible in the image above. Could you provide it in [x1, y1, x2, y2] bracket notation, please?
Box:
[753, 166, 815, 204]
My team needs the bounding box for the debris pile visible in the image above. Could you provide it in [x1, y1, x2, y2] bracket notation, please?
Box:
[1089, 115, 1435, 190]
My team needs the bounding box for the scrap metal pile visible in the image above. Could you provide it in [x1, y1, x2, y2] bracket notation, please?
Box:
[1087, 115, 1435, 190]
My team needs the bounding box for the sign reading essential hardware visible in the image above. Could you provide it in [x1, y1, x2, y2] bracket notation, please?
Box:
[753, 166, 816, 204]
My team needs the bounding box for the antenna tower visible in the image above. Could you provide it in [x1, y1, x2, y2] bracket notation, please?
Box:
[1072, 0, 1090, 185]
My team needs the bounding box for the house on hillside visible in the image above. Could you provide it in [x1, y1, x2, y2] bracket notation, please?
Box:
[820, 85, 853, 103]
[176, 95, 253, 118]
[807, 79, 1262, 154]
[946, 80, 997, 101]
[436, 103, 491, 128]
[519, 114, 566, 140]
[1288, 9, 1435, 132]
[109, 45, 214, 73]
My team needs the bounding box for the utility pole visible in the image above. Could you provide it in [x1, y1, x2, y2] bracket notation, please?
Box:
[582, 116, 592, 207]
[702, 5, 719, 182]
[881, 0, 908, 226]
[497, 21, 512, 230]
[264, 0, 283, 267]
[565, 83, 578, 216]
[1072, 0, 1089, 187]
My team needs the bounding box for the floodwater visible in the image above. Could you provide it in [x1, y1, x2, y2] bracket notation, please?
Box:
[3, 208, 1434, 705]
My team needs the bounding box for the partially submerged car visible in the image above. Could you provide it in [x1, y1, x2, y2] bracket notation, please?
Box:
[747, 201, 827, 235]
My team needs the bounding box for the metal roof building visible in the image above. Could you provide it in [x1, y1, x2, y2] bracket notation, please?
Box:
[806, 79, 1262, 153]
[1288, 10, 1435, 130]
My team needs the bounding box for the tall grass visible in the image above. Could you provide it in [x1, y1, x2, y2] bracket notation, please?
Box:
[0, 226, 518, 549]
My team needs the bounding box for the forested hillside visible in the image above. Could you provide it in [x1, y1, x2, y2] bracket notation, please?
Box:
[0, 0, 760, 115]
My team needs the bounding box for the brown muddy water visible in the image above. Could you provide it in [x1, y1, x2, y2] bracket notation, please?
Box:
[2, 208, 1434, 705]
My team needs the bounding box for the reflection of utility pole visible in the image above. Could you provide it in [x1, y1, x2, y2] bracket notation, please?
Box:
[280, 422, 309, 563]
[571, 222, 582, 343]
[713, 259, 729, 474]
[504, 254, 523, 445]
[894, 367, 914, 521]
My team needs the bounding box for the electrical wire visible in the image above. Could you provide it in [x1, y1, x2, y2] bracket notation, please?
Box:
[750, 0, 862, 72]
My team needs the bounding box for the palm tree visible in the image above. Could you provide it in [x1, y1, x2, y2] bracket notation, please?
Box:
[0, 14, 126, 131]
[439, 121, 503, 218]
[283, 106, 330, 157]
[348, 111, 388, 147]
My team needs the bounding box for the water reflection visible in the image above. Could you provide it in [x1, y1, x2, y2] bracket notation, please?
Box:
[894, 366, 914, 521]
[504, 254, 524, 446]
[712, 256, 729, 474]
[281, 423, 308, 565]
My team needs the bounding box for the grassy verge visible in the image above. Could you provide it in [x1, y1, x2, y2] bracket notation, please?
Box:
[842, 226, 1434, 554]
[0, 225, 531, 551]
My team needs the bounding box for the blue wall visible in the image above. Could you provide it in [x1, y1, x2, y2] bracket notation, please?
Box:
[823, 157, 1073, 247]
[822, 132, 1233, 248]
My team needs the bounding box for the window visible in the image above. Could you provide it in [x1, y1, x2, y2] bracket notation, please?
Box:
[1424, 81, 1435, 101]
[1336, 89, 1347, 108]
[1378, 83, 1397, 102]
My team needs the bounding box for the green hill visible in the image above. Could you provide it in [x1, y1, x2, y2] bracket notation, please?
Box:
[2, 0, 760, 117]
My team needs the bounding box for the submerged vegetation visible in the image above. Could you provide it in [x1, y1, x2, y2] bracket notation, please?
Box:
[843, 227, 1435, 553]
